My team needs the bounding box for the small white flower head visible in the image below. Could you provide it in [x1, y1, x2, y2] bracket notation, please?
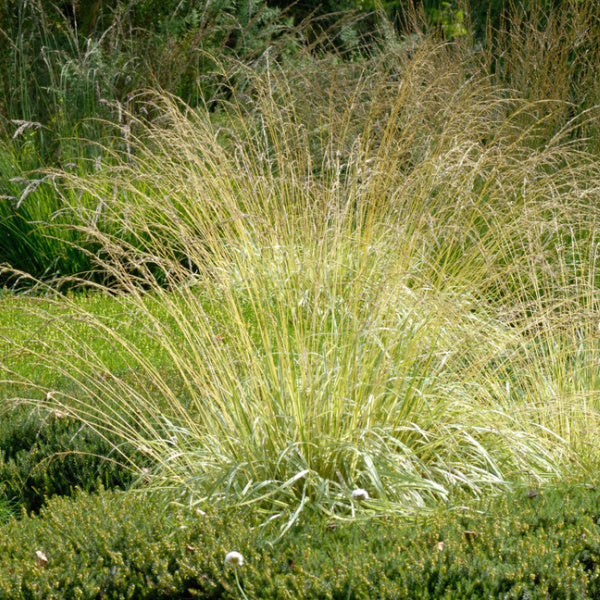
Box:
[35, 550, 49, 568]
[225, 551, 244, 567]
[351, 488, 370, 502]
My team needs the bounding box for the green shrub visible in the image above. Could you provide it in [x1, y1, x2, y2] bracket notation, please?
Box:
[1, 482, 600, 598]
[0, 404, 138, 513]
[0, 488, 248, 600]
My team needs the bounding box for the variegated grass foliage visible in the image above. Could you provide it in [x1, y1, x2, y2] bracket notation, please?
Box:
[4, 39, 600, 524]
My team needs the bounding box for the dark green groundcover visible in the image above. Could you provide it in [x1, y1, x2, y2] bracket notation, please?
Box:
[1, 480, 600, 599]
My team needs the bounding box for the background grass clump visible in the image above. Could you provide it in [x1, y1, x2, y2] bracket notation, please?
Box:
[0, 0, 297, 284]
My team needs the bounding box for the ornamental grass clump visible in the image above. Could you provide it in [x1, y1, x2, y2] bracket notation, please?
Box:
[4, 36, 600, 527]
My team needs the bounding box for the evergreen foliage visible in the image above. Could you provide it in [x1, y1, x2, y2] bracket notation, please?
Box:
[0, 404, 137, 513]
[1, 482, 600, 598]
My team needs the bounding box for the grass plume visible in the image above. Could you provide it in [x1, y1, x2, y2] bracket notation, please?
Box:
[3, 37, 600, 530]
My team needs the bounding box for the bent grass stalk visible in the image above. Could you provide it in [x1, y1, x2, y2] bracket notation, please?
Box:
[2, 40, 600, 528]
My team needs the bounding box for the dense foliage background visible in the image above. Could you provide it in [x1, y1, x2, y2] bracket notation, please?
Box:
[1, 0, 595, 282]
